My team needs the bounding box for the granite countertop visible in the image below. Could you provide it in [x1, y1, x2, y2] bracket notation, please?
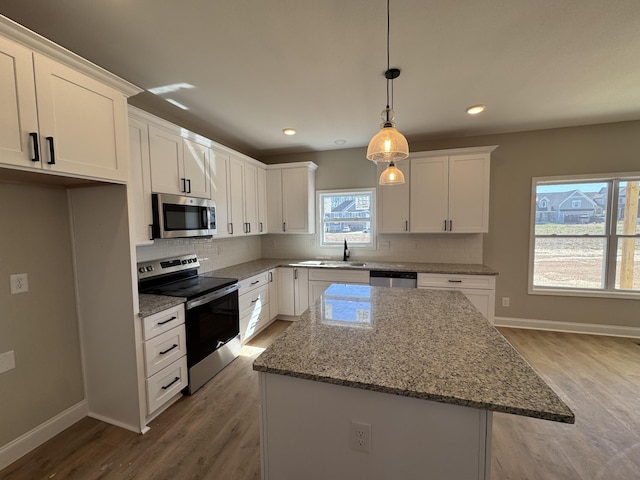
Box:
[139, 293, 186, 318]
[208, 258, 498, 282]
[253, 284, 574, 424]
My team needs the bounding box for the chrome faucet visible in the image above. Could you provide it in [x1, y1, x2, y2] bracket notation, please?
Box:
[343, 239, 350, 261]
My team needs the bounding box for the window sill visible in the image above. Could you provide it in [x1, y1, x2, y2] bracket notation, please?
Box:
[528, 286, 640, 300]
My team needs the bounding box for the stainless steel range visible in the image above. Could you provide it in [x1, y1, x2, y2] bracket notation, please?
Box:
[137, 254, 240, 394]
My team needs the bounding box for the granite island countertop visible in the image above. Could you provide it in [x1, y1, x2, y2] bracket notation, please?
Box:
[253, 284, 574, 424]
[208, 258, 498, 281]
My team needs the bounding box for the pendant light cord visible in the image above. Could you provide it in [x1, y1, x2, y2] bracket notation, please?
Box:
[385, 0, 391, 120]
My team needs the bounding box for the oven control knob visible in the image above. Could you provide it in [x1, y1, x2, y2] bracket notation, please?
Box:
[182, 260, 187, 264]
[188, 258, 193, 263]
[138, 267, 146, 273]
[146, 266, 153, 272]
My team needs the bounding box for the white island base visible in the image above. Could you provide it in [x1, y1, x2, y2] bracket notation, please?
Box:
[258, 372, 492, 480]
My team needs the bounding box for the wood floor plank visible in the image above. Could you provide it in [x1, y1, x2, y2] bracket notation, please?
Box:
[2, 322, 639, 480]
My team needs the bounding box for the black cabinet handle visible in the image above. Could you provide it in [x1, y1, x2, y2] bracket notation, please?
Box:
[405, 220, 408, 231]
[29, 132, 40, 162]
[187, 179, 192, 193]
[259, 222, 263, 232]
[148, 224, 153, 241]
[283, 222, 286, 232]
[443, 220, 447, 231]
[248, 223, 251, 233]
[229, 223, 234, 234]
[294, 268, 298, 280]
[159, 344, 178, 355]
[269, 271, 273, 282]
[46, 136, 55, 165]
[161, 376, 180, 390]
[251, 298, 259, 303]
[251, 280, 260, 285]
[448, 280, 462, 283]
[157, 316, 177, 326]
[449, 220, 453, 231]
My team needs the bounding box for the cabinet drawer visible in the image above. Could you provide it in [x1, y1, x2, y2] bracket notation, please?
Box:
[307, 268, 369, 283]
[417, 274, 495, 290]
[239, 284, 269, 316]
[239, 272, 269, 294]
[142, 304, 185, 341]
[146, 356, 188, 415]
[144, 325, 187, 377]
[240, 302, 270, 343]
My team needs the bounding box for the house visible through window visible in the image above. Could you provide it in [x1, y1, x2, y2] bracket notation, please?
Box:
[318, 189, 374, 247]
[530, 175, 640, 297]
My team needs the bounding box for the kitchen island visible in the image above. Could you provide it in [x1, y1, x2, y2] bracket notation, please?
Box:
[253, 284, 573, 480]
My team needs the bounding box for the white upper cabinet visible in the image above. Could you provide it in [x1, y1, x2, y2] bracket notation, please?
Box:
[0, 33, 136, 182]
[378, 146, 497, 234]
[377, 160, 410, 233]
[227, 155, 262, 235]
[128, 116, 154, 245]
[266, 162, 318, 234]
[210, 147, 230, 238]
[257, 166, 268, 234]
[148, 124, 211, 198]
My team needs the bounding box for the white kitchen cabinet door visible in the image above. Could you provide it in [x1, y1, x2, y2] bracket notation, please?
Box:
[266, 169, 284, 232]
[257, 166, 268, 234]
[277, 267, 308, 317]
[33, 53, 128, 181]
[448, 154, 490, 233]
[268, 269, 279, 321]
[377, 160, 410, 233]
[0, 35, 39, 169]
[128, 117, 153, 245]
[243, 161, 259, 234]
[149, 125, 184, 195]
[210, 147, 230, 237]
[410, 156, 449, 233]
[281, 166, 313, 233]
[227, 155, 245, 235]
[183, 139, 211, 199]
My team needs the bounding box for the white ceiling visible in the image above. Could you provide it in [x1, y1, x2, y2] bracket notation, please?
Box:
[2, 0, 640, 158]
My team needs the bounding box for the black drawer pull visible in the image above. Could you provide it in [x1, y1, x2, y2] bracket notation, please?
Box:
[157, 316, 177, 326]
[159, 344, 178, 355]
[251, 298, 259, 303]
[161, 376, 180, 390]
[46, 136, 55, 165]
[448, 280, 463, 283]
[30, 132, 40, 162]
[250, 280, 260, 285]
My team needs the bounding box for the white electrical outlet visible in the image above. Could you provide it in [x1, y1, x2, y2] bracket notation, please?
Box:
[378, 240, 390, 250]
[502, 297, 510, 307]
[349, 420, 371, 453]
[10, 273, 29, 294]
[0, 350, 16, 374]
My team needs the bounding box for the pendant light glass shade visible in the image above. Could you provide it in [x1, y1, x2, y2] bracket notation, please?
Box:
[366, 123, 409, 162]
[379, 161, 405, 185]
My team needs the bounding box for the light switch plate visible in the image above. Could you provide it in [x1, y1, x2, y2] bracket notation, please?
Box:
[0, 350, 16, 374]
[10, 273, 29, 294]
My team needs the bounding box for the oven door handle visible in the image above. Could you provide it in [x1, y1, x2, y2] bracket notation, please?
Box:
[186, 283, 240, 310]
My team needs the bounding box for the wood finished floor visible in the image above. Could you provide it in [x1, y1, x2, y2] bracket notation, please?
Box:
[1, 322, 639, 479]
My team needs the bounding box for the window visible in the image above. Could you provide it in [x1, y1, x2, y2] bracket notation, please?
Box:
[318, 189, 375, 247]
[530, 175, 640, 297]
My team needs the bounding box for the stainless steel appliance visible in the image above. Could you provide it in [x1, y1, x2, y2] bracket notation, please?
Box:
[369, 270, 417, 288]
[138, 254, 240, 394]
[151, 193, 216, 239]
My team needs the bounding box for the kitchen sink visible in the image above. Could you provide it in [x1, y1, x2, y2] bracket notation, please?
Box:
[292, 261, 367, 268]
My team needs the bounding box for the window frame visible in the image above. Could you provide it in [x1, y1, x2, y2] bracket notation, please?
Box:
[528, 172, 640, 299]
[317, 188, 376, 249]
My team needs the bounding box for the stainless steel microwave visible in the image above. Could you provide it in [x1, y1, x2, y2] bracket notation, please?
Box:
[151, 193, 216, 239]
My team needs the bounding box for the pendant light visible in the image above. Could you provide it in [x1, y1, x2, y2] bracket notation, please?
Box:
[379, 161, 405, 185]
[367, 0, 409, 175]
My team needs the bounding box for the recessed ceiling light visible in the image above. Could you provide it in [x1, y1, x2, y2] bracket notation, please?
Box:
[466, 104, 486, 115]
[283, 128, 296, 136]
[334, 139, 347, 146]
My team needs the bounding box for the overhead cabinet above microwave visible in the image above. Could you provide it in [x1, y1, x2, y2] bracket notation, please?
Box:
[377, 146, 498, 234]
[148, 125, 211, 199]
[0, 31, 138, 182]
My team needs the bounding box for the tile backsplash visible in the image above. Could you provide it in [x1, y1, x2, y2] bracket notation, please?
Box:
[136, 232, 483, 272]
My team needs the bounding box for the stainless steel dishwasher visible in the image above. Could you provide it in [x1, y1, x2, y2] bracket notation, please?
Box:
[369, 270, 417, 288]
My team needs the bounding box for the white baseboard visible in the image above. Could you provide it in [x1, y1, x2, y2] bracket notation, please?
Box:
[494, 316, 640, 339]
[0, 400, 88, 471]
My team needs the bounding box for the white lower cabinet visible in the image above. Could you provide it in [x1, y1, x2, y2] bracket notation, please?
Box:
[239, 272, 272, 343]
[142, 304, 188, 417]
[308, 269, 370, 304]
[417, 274, 496, 324]
[277, 267, 309, 318]
[268, 269, 279, 321]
